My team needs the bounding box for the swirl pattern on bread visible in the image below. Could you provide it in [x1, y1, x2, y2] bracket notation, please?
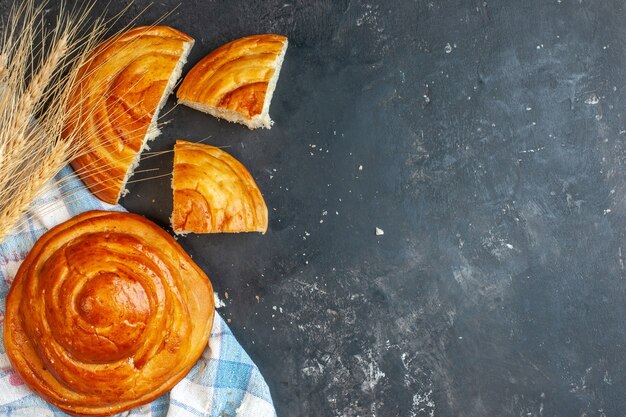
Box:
[172, 140, 268, 234]
[66, 26, 194, 204]
[177, 34, 287, 129]
[3, 210, 214, 416]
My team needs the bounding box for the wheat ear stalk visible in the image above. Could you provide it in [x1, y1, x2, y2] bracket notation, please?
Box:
[0, 142, 70, 239]
[0, 0, 105, 243]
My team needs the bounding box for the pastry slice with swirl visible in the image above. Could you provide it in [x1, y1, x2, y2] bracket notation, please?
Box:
[171, 140, 268, 234]
[177, 34, 288, 129]
[65, 26, 194, 204]
[3, 210, 214, 416]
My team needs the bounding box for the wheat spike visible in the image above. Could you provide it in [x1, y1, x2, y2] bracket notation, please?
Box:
[0, 140, 70, 239]
[0, 0, 106, 243]
[0, 1, 189, 243]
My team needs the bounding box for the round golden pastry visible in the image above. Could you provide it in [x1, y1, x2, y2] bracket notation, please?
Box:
[3, 210, 214, 416]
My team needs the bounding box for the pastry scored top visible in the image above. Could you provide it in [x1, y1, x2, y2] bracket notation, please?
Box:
[65, 26, 194, 204]
[172, 140, 268, 234]
[177, 34, 288, 129]
[3, 210, 214, 416]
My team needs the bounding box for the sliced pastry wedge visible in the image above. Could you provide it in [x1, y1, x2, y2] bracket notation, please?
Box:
[172, 140, 268, 234]
[177, 34, 288, 129]
[65, 26, 194, 204]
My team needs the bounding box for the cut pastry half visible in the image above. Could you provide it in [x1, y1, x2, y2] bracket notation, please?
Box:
[172, 140, 268, 234]
[65, 26, 194, 204]
[177, 34, 288, 129]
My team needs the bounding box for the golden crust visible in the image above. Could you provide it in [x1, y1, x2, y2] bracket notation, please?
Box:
[177, 34, 287, 121]
[172, 140, 268, 233]
[66, 26, 194, 204]
[3, 211, 214, 416]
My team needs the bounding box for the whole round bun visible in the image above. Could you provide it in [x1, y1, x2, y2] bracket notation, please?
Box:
[3, 210, 214, 416]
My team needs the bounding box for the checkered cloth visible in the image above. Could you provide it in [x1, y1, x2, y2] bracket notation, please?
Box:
[0, 166, 276, 417]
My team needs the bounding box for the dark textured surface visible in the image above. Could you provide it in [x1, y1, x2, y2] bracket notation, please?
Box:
[5, 0, 626, 415]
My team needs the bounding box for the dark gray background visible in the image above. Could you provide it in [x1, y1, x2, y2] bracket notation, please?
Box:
[6, 0, 626, 415]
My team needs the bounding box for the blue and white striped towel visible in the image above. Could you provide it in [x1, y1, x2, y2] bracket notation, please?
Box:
[0, 166, 276, 417]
